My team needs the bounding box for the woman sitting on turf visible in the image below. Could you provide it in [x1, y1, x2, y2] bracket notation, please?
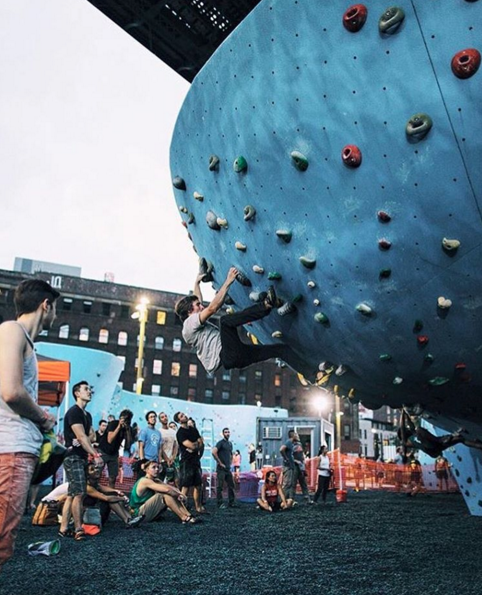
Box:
[130, 460, 201, 524]
[257, 470, 293, 512]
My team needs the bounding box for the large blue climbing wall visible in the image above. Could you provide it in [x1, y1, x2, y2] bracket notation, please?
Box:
[170, 1, 482, 430]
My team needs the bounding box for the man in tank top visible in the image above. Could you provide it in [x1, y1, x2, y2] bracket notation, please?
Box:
[0, 279, 59, 571]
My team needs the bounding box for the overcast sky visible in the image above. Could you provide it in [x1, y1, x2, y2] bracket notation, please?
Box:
[0, 0, 204, 295]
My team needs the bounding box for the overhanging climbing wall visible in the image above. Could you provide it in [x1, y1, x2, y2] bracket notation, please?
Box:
[170, 0, 482, 426]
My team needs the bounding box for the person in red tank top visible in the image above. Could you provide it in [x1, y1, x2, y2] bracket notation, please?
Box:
[257, 470, 293, 512]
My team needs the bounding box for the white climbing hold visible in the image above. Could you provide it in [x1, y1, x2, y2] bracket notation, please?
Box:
[252, 265, 264, 274]
[335, 365, 347, 376]
[179, 206, 188, 213]
[235, 241, 247, 251]
[442, 238, 460, 251]
[217, 217, 229, 229]
[272, 330, 283, 338]
[307, 281, 316, 289]
[356, 302, 373, 315]
[313, 299, 320, 306]
[193, 192, 204, 202]
[225, 307, 235, 315]
[437, 296, 452, 309]
[393, 377, 403, 385]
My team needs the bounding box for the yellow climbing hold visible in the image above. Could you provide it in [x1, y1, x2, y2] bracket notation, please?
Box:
[442, 238, 460, 251]
[235, 241, 247, 251]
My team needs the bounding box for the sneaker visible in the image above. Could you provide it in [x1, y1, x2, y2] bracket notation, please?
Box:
[127, 514, 144, 528]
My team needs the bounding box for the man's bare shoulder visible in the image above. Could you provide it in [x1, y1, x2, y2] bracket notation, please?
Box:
[0, 321, 23, 341]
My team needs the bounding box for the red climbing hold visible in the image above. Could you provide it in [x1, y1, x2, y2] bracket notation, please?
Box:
[343, 4, 368, 33]
[342, 145, 362, 168]
[417, 335, 429, 346]
[181, 221, 188, 228]
[455, 363, 467, 371]
[451, 48, 481, 79]
[377, 211, 391, 223]
[378, 238, 391, 250]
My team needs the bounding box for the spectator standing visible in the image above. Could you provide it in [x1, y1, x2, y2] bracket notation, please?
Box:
[0, 279, 59, 570]
[435, 455, 450, 491]
[313, 445, 332, 504]
[93, 420, 107, 447]
[138, 411, 162, 462]
[59, 381, 103, 541]
[159, 412, 178, 483]
[248, 443, 256, 471]
[212, 428, 236, 509]
[232, 449, 241, 484]
[280, 430, 313, 504]
[98, 409, 134, 488]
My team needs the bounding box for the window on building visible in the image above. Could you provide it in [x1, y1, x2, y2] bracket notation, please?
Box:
[239, 371, 247, 383]
[134, 357, 144, 370]
[118, 331, 128, 346]
[170, 386, 179, 397]
[156, 311, 167, 325]
[62, 298, 73, 311]
[102, 302, 111, 316]
[255, 370, 263, 380]
[189, 364, 197, 378]
[120, 305, 130, 319]
[153, 359, 163, 375]
[188, 388, 196, 401]
[172, 338, 182, 352]
[99, 329, 109, 344]
[171, 362, 180, 377]
[222, 391, 230, 401]
[275, 395, 282, 407]
[274, 374, 281, 387]
[222, 370, 231, 381]
[155, 336, 164, 350]
[205, 389, 213, 401]
[132, 383, 137, 392]
[59, 324, 69, 339]
[239, 393, 246, 405]
[83, 301, 92, 314]
[79, 327, 89, 342]
[136, 335, 146, 347]
[152, 384, 161, 396]
[344, 424, 351, 440]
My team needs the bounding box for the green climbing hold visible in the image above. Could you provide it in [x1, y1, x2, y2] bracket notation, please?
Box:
[235, 241, 247, 252]
[413, 320, 424, 332]
[406, 113, 433, 139]
[299, 256, 316, 269]
[290, 151, 309, 172]
[233, 156, 248, 173]
[276, 230, 292, 243]
[379, 6, 405, 34]
[243, 205, 256, 221]
[268, 272, 282, 281]
[172, 176, 186, 190]
[379, 354, 392, 362]
[314, 312, 329, 324]
[428, 377, 450, 386]
[424, 353, 434, 363]
[193, 192, 204, 202]
[292, 294, 303, 304]
[209, 155, 220, 171]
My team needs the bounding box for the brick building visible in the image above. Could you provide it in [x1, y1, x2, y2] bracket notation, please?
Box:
[0, 267, 359, 448]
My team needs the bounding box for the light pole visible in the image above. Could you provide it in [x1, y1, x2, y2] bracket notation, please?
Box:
[132, 297, 149, 395]
[335, 395, 344, 451]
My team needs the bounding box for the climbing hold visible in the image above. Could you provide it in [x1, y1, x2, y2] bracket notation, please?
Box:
[172, 176, 186, 190]
[377, 211, 391, 223]
[292, 294, 303, 304]
[187, 212, 195, 225]
[199, 257, 214, 282]
[276, 230, 292, 243]
[226, 307, 235, 315]
[315, 372, 332, 387]
[442, 238, 460, 252]
[313, 299, 320, 306]
[437, 296, 452, 309]
[417, 335, 429, 346]
[393, 377, 403, 385]
[235, 241, 247, 252]
[413, 320, 424, 332]
[179, 206, 188, 214]
[208, 154, 220, 171]
[206, 211, 220, 230]
[272, 330, 283, 339]
[243, 205, 256, 221]
[249, 291, 267, 302]
[318, 361, 333, 372]
[181, 221, 188, 228]
[379, 354, 392, 362]
[451, 48, 481, 79]
[341, 145, 362, 168]
[424, 353, 434, 363]
[428, 377, 450, 386]
[378, 238, 392, 250]
[268, 272, 282, 281]
[290, 151, 309, 172]
[235, 270, 252, 287]
[406, 113, 433, 140]
[379, 268, 392, 279]
[348, 388, 356, 398]
[252, 265, 264, 274]
[356, 302, 373, 315]
[299, 256, 316, 269]
[233, 156, 248, 173]
[217, 217, 229, 229]
[343, 4, 368, 33]
[335, 364, 347, 376]
[224, 295, 234, 305]
[307, 281, 316, 289]
[277, 301, 297, 316]
[314, 312, 329, 324]
[378, 6, 405, 34]
[193, 192, 204, 202]
[455, 363, 466, 371]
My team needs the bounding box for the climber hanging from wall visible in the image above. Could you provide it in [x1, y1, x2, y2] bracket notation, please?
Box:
[174, 262, 318, 382]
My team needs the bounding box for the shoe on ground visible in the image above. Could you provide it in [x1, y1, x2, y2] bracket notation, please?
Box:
[127, 514, 144, 528]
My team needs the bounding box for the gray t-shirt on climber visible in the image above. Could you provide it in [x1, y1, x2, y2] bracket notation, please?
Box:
[182, 312, 222, 374]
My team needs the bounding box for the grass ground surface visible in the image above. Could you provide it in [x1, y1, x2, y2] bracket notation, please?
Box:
[1, 490, 481, 595]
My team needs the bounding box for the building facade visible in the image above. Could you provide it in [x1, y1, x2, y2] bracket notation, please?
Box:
[0, 267, 359, 447]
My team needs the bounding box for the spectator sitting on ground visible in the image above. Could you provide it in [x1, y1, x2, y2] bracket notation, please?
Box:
[129, 460, 201, 524]
[257, 470, 293, 512]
